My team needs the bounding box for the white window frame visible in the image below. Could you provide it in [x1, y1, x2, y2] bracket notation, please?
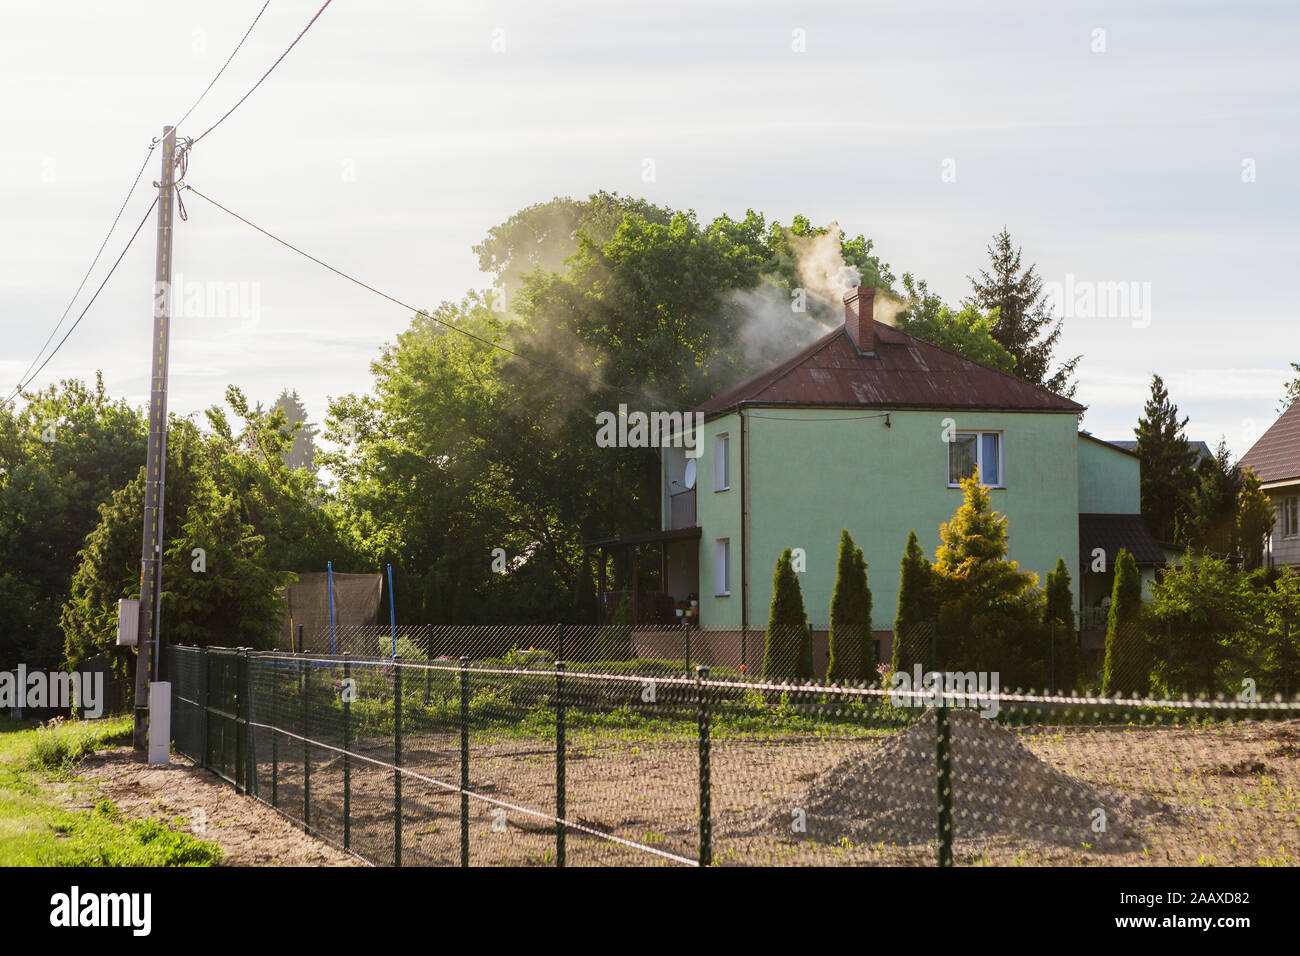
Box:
[1284, 495, 1299, 539]
[714, 538, 731, 596]
[713, 433, 730, 492]
[947, 430, 1005, 488]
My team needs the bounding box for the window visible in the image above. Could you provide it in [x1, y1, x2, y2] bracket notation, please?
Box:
[714, 433, 730, 491]
[1284, 495, 1299, 538]
[947, 431, 1003, 487]
[714, 539, 731, 596]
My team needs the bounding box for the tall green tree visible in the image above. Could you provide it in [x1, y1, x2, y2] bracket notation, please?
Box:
[892, 529, 934, 674]
[1101, 549, 1147, 696]
[827, 529, 874, 684]
[0, 376, 146, 670]
[1044, 557, 1082, 690]
[1186, 438, 1242, 555]
[762, 548, 812, 682]
[1148, 551, 1249, 697]
[1135, 374, 1200, 544]
[931, 470, 1048, 686]
[271, 389, 318, 474]
[967, 228, 1080, 396]
[1235, 468, 1275, 572]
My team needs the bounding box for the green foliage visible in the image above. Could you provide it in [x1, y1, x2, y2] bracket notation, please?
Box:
[61, 387, 352, 668]
[895, 274, 1016, 373]
[892, 530, 934, 673]
[827, 529, 874, 683]
[1235, 468, 1274, 572]
[966, 229, 1080, 396]
[930, 471, 1050, 688]
[1135, 374, 1200, 545]
[1186, 438, 1242, 554]
[762, 549, 811, 682]
[1045, 556, 1082, 690]
[1102, 549, 1148, 696]
[28, 717, 131, 772]
[0, 376, 146, 670]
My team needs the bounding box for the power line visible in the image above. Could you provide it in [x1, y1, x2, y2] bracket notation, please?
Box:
[182, 183, 676, 408]
[6, 143, 157, 404]
[3, 197, 159, 407]
[191, 0, 334, 147]
[174, 1, 273, 132]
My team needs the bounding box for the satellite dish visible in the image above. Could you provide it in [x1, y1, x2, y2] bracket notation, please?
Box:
[683, 458, 697, 490]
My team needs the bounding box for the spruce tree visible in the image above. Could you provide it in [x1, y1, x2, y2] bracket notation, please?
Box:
[892, 529, 933, 674]
[763, 549, 811, 682]
[827, 529, 874, 684]
[1101, 548, 1146, 696]
[1187, 438, 1242, 554]
[967, 228, 1080, 396]
[1135, 374, 1200, 544]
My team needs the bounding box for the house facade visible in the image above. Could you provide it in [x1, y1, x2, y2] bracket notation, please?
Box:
[594, 286, 1162, 668]
[1240, 401, 1300, 569]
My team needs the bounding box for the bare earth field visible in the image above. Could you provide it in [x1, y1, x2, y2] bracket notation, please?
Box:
[249, 716, 1300, 867]
[56, 720, 1300, 867]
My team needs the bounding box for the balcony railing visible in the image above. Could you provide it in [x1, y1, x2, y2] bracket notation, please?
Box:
[669, 489, 696, 530]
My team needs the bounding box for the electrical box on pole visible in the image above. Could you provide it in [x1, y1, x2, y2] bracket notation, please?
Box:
[133, 126, 178, 752]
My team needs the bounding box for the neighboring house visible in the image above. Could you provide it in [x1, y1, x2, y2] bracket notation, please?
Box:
[1239, 401, 1300, 570]
[588, 286, 1164, 672]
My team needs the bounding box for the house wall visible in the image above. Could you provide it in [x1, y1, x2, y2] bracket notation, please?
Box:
[1078, 437, 1141, 514]
[694, 406, 1081, 632]
[1264, 483, 1300, 568]
[696, 412, 743, 627]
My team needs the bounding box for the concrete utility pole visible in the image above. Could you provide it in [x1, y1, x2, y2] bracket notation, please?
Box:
[133, 126, 177, 752]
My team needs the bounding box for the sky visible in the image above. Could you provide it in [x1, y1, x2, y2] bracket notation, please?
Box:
[1, 0, 1297, 459]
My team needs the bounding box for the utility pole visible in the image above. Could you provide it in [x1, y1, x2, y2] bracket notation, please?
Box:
[133, 126, 178, 752]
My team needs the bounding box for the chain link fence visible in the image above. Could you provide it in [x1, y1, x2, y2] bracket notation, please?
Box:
[169, 628, 1300, 867]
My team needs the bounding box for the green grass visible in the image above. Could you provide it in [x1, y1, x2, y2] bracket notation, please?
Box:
[0, 717, 223, 866]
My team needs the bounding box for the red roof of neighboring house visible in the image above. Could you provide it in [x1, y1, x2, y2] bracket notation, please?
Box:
[694, 322, 1085, 417]
[1240, 401, 1300, 485]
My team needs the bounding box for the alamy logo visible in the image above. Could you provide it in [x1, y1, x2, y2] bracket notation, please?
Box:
[594, 405, 706, 458]
[0, 666, 103, 717]
[49, 886, 151, 936]
[889, 665, 1000, 718]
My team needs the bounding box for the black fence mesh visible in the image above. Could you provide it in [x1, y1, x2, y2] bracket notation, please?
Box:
[168, 630, 1300, 868]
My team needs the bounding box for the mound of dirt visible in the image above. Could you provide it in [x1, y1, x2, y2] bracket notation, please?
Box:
[737, 709, 1175, 850]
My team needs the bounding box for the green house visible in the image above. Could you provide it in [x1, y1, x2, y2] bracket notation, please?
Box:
[595, 286, 1166, 674]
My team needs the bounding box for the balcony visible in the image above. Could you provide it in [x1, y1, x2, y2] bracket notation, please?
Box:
[669, 489, 696, 530]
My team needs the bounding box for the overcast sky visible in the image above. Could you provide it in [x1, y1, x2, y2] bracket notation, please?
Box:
[1, 0, 1296, 458]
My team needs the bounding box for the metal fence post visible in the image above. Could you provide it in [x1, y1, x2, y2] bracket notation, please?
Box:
[459, 655, 470, 867]
[302, 657, 311, 831]
[684, 622, 692, 678]
[936, 704, 954, 867]
[697, 664, 712, 867]
[343, 654, 351, 851]
[555, 660, 566, 868]
[557, 623, 565, 663]
[199, 646, 210, 770]
[394, 661, 403, 868]
[271, 662, 278, 807]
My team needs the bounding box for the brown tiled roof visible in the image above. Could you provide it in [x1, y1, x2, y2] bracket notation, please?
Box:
[694, 323, 1085, 417]
[1240, 401, 1300, 485]
[1078, 514, 1169, 567]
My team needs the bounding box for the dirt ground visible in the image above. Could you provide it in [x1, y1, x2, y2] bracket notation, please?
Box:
[49, 747, 363, 866]
[50, 719, 1300, 867]
[242, 717, 1300, 867]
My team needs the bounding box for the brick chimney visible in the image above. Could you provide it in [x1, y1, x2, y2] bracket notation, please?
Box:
[843, 285, 876, 354]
